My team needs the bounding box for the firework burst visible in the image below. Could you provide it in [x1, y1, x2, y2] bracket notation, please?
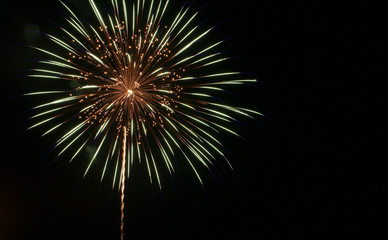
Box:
[25, 0, 261, 191]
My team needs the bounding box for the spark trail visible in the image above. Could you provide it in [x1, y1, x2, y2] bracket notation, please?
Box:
[121, 126, 127, 240]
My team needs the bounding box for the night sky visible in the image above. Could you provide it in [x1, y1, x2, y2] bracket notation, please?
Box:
[0, 0, 385, 239]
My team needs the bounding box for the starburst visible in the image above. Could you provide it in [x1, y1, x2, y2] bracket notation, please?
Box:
[25, 0, 261, 191]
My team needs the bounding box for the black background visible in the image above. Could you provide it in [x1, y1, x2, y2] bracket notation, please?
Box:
[0, 0, 386, 239]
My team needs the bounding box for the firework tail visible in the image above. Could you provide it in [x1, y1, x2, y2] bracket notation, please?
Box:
[120, 126, 127, 240]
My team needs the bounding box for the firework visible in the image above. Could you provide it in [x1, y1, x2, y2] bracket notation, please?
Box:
[25, 0, 261, 191]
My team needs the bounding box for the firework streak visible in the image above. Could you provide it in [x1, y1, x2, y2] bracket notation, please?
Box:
[120, 126, 126, 240]
[25, 0, 261, 190]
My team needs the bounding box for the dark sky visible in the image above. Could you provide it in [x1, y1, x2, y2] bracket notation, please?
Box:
[0, 0, 385, 239]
